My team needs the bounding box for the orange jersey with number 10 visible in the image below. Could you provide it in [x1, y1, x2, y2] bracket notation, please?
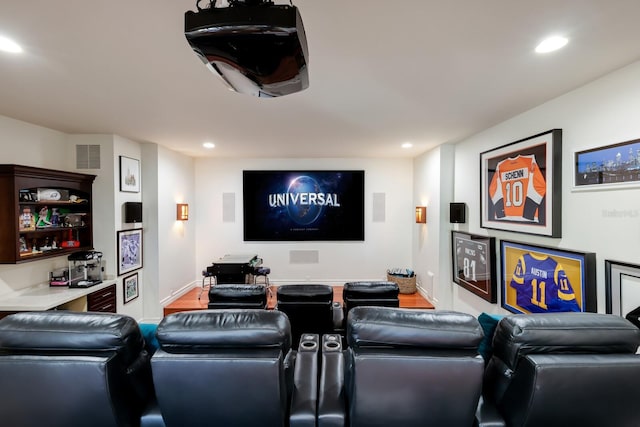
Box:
[489, 154, 546, 221]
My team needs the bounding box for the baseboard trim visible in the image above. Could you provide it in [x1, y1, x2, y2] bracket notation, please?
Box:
[160, 280, 198, 306]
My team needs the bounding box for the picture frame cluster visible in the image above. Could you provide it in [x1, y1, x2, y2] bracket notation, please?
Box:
[451, 129, 639, 318]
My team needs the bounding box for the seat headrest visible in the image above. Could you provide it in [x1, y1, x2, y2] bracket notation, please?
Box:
[343, 281, 399, 297]
[277, 284, 333, 302]
[493, 313, 640, 368]
[347, 307, 483, 351]
[208, 284, 266, 298]
[0, 311, 145, 364]
[156, 309, 291, 352]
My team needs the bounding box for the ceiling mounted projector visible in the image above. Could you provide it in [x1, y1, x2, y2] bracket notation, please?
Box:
[185, 0, 309, 98]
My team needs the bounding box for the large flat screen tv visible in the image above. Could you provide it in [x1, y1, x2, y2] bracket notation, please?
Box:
[243, 170, 365, 241]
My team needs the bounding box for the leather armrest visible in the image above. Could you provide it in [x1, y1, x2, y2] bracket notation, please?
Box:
[140, 397, 166, 427]
[332, 302, 344, 332]
[318, 334, 346, 427]
[290, 334, 319, 427]
[475, 396, 506, 427]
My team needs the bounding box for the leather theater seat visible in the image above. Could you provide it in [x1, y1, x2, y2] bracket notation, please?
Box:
[318, 306, 485, 427]
[479, 312, 640, 427]
[276, 284, 343, 347]
[626, 305, 640, 329]
[0, 311, 154, 427]
[207, 283, 267, 309]
[342, 281, 399, 317]
[142, 309, 319, 427]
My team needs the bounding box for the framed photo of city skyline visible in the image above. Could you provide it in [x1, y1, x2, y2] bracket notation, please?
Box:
[574, 138, 640, 190]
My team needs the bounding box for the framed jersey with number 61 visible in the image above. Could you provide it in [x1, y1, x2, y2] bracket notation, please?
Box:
[451, 231, 497, 303]
[480, 129, 562, 237]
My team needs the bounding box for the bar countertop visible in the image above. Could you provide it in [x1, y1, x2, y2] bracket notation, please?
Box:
[0, 279, 117, 311]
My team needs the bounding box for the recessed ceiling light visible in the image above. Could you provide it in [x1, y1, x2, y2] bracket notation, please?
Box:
[401, 142, 413, 149]
[0, 35, 23, 53]
[535, 36, 568, 53]
[203, 142, 215, 149]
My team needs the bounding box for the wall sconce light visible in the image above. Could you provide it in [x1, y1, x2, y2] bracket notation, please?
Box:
[415, 206, 427, 223]
[176, 203, 189, 221]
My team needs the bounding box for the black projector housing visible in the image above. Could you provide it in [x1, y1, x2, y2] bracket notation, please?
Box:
[184, 2, 309, 98]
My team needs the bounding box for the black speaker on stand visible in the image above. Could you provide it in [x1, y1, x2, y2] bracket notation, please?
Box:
[450, 203, 466, 223]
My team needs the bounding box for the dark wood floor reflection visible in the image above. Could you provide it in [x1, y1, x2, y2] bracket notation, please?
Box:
[163, 284, 435, 316]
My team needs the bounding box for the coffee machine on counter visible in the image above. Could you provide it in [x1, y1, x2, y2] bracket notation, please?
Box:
[68, 250, 103, 288]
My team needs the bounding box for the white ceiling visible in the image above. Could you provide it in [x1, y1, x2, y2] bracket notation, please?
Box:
[1, 0, 640, 159]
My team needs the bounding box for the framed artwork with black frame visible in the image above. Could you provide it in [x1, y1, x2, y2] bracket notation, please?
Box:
[451, 231, 497, 303]
[123, 272, 139, 304]
[119, 156, 140, 193]
[605, 260, 640, 319]
[480, 129, 562, 237]
[574, 138, 640, 190]
[117, 228, 143, 276]
[500, 240, 596, 314]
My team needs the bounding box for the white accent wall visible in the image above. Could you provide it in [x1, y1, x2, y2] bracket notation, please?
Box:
[194, 157, 414, 284]
[0, 116, 71, 296]
[2, 58, 640, 320]
[413, 60, 640, 316]
[0, 120, 196, 322]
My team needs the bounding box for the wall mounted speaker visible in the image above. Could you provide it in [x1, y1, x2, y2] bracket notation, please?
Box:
[450, 202, 466, 223]
[223, 192, 235, 223]
[372, 192, 386, 222]
[124, 202, 142, 223]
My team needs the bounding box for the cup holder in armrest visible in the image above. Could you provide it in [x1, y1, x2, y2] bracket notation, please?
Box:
[301, 340, 318, 351]
[322, 334, 342, 352]
[298, 334, 319, 352]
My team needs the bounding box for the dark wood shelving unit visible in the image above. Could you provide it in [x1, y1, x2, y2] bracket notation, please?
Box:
[0, 164, 96, 264]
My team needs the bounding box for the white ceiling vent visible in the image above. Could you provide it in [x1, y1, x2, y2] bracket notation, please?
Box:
[76, 145, 101, 169]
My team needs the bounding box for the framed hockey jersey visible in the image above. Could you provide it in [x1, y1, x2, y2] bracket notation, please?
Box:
[451, 231, 497, 303]
[480, 129, 562, 237]
[501, 240, 596, 314]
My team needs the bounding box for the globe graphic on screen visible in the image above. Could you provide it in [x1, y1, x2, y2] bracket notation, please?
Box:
[287, 176, 323, 225]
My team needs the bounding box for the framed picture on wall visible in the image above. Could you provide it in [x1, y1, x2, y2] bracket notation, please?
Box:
[120, 156, 140, 193]
[574, 138, 640, 190]
[500, 240, 596, 314]
[605, 260, 640, 319]
[480, 129, 562, 237]
[117, 228, 143, 276]
[451, 231, 497, 303]
[123, 272, 139, 304]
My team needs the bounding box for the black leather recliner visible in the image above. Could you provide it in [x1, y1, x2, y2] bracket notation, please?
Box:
[318, 306, 485, 427]
[342, 281, 399, 318]
[626, 305, 640, 329]
[142, 309, 318, 427]
[479, 312, 640, 427]
[207, 283, 267, 309]
[0, 311, 154, 427]
[277, 284, 344, 347]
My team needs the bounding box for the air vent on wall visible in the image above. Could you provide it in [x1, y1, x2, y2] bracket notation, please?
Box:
[76, 145, 101, 169]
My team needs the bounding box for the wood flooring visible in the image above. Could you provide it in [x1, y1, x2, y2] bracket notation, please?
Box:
[163, 284, 435, 316]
